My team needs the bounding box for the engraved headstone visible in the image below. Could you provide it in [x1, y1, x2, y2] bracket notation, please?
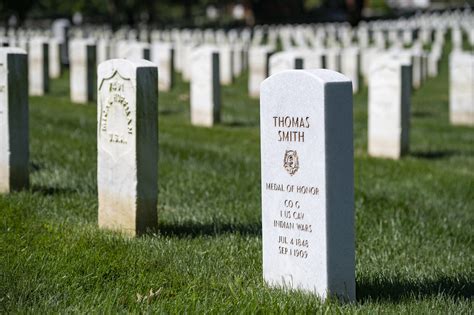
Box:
[70, 39, 96, 103]
[0, 48, 28, 193]
[190, 46, 220, 127]
[28, 38, 49, 96]
[260, 69, 355, 301]
[368, 55, 411, 159]
[97, 59, 158, 235]
[449, 51, 474, 126]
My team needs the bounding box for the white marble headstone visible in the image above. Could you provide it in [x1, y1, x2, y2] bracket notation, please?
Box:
[97, 58, 158, 235]
[190, 46, 220, 127]
[449, 51, 474, 126]
[70, 39, 96, 104]
[219, 45, 234, 85]
[341, 47, 360, 94]
[28, 38, 49, 96]
[248, 46, 273, 98]
[48, 38, 61, 79]
[151, 42, 174, 92]
[368, 54, 411, 159]
[0, 48, 29, 192]
[260, 69, 355, 301]
[269, 51, 303, 76]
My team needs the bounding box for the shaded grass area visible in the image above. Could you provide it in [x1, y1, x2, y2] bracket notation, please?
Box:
[1, 47, 473, 312]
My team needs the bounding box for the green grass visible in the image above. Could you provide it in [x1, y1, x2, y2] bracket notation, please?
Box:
[1, 47, 473, 313]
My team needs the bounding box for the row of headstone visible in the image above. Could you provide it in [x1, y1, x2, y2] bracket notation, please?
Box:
[2, 7, 471, 105]
[0, 33, 471, 302]
[94, 61, 356, 299]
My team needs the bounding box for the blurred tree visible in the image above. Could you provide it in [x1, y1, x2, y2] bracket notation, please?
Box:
[0, 0, 368, 27]
[250, 0, 306, 24]
[0, 0, 35, 25]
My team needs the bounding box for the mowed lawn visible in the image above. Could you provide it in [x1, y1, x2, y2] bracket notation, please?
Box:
[1, 46, 473, 313]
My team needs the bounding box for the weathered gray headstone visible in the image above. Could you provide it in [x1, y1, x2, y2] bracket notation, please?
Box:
[0, 48, 29, 193]
[97, 59, 158, 235]
[260, 69, 355, 301]
[190, 46, 220, 127]
[368, 55, 411, 159]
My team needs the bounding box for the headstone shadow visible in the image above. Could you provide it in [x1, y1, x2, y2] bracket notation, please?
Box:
[357, 276, 473, 302]
[31, 185, 77, 196]
[30, 161, 43, 173]
[410, 150, 456, 160]
[412, 110, 433, 118]
[154, 221, 261, 238]
[159, 108, 183, 116]
[221, 120, 258, 128]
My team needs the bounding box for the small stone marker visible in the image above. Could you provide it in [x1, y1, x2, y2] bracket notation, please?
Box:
[190, 46, 220, 127]
[0, 48, 29, 192]
[260, 69, 355, 301]
[449, 51, 474, 126]
[368, 54, 411, 159]
[97, 59, 158, 235]
[28, 38, 49, 96]
[70, 39, 97, 104]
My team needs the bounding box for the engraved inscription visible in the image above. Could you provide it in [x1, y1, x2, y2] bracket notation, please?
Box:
[101, 81, 133, 144]
[273, 116, 310, 142]
[283, 150, 299, 176]
[267, 115, 319, 260]
[274, 199, 312, 259]
[98, 70, 135, 160]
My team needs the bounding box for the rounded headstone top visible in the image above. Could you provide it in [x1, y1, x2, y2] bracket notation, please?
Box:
[99, 58, 157, 71]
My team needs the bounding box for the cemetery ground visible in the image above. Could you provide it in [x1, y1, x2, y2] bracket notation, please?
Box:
[1, 51, 473, 313]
